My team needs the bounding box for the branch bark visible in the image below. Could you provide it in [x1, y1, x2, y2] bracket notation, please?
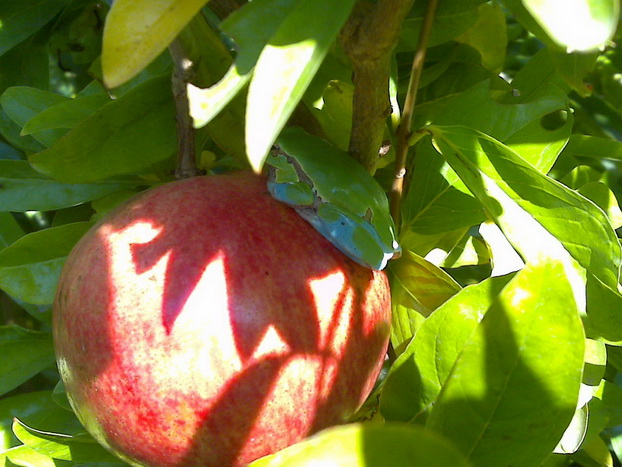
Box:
[170, 39, 203, 179]
[341, 0, 415, 173]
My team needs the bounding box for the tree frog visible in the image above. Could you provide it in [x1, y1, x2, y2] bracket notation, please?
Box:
[266, 127, 401, 270]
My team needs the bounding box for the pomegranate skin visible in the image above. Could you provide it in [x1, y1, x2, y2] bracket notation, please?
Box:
[53, 172, 391, 466]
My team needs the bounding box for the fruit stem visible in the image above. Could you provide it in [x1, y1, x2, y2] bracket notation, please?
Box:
[170, 38, 203, 179]
[341, 0, 415, 173]
[389, 0, 438, 226]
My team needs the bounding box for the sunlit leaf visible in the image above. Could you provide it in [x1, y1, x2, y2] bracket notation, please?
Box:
[478, 221, 524, 277]
[380, 274, 513, 422]
[389, 251, 462, 351]
[524, 0, 619, 52]
[554, 405, 588, 454]
[1, 443, 57, 467]
[0, 391, 82, 451]
[577, 182, 622, 229]
[428, 125, 622, 334]
[12, 418, 121, 463]
[176, 14, 246, 162]
[401, 139, 485, 237]
[389, 250, 461, 332]
[246, 0, 355, 171]
[501, 0, 619, 52]
[432, 80, 571, 172]
[102, 0, 210, 88]
[251, 423, 469, 466]
[426, 260, 585, 466]
[188, 0, 298, 129]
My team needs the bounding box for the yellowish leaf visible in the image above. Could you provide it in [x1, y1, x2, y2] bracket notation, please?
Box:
[102, 0, 209, 88]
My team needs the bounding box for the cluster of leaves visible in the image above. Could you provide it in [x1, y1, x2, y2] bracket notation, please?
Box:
[1, 0, 622, 465]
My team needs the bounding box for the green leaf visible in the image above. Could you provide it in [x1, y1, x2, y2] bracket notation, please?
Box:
[0, 391, 83, 451]
[245, 0, 355, 171]
[0, 160, 139, 211]
[437, 230, 491, 268]
[436, 127, 622, 344]
[0, 24, 50, 96]
[388, 251, 462, 351]
[188, 0, 298, 130]
[380, 274, 513, 422]
[577, 182, 622, 229]
[51, 382, 72, 412]
[12, 418, 121, 463]
[1, 443, 58, 467]
[401, 139, 485, 236]
[390, 251, 462, 317]
[0, 109, 44, 153]
[398, 1, 485, 51]
[555, 405, 588, 454]
[102, 0, 210, 88]
[310, 80, 353, 152]
[251, 423, 469, 467]
[501, 48, 569, 99]
[0, 213, 23, 248]
[432, 80, 571, 172]
[1, 88, 68, 126]
[563, 134, 622, 162]
[585, 275, 622, 345]
[0, 222, 92, 304]
[455, 3, 507, 72]
[21, 95, 110, 136]
[0, 87, 69, 146]
[598, 380, 622, 426]
[29, 75, 176, 183]
[525, 0, 618, 52]
[175, 15, 246, 162]
[579, 339, 607, 407]
[0, 0, 69, 57]
[478, 221, 525, 276]
[550, 50, 599, 96]
[0, 326, 55, 396]
[425, 260, 585, 466]
[501, 0, 619, 52]
[428, 126, 622, 322]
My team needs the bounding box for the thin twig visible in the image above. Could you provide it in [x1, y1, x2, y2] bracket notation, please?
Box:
[170, 39, 203, 179]
[341, 0, 415, 173]
[390, 0, 439, 224]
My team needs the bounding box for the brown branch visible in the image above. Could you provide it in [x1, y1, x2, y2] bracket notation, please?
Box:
[390, 0, 438, 225]
[170, 39, 203, 180]
[340, 0, 415, 173]
[209, 0, 245, 20]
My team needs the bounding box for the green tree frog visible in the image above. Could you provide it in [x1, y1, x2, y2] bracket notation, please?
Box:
[266, 127, 401, 270]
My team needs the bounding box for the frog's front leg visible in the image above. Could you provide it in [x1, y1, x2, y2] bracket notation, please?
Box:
[266, 152, 315, 207]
